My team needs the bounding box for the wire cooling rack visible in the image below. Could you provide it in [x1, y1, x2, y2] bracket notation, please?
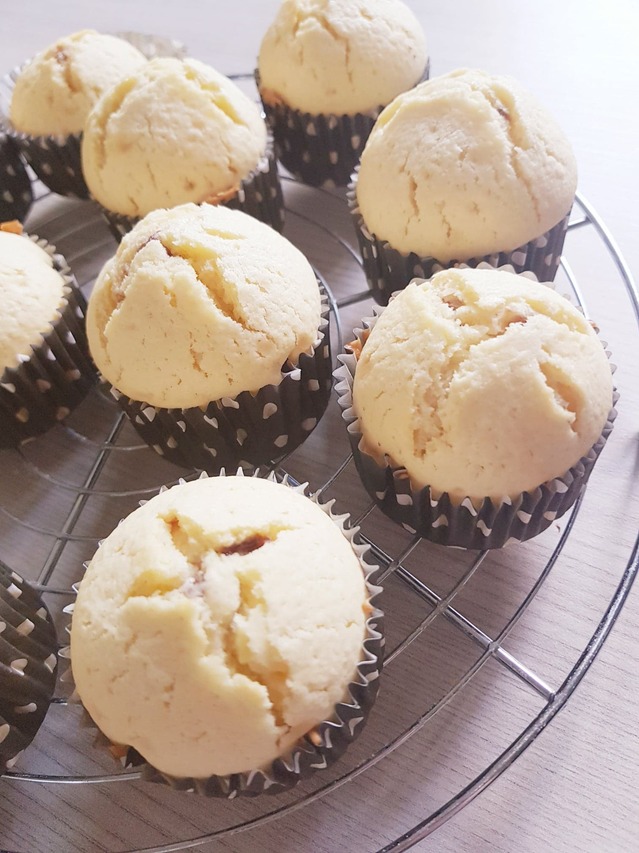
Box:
[0, 178, 637, 853]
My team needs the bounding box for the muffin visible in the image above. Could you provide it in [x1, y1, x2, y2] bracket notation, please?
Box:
[5, 30, 147, 198]
[0, 223, 95, 447]
[351, 68, 578, 304]
[0, 132, 32, 221]
[81, 57, 283, 239]
[257, 0, 428, 187]
[1, 560, 58, 775]
[70, 473, 383, 795]
[86, 203, 331, 471]
[335, 267, 616, 548]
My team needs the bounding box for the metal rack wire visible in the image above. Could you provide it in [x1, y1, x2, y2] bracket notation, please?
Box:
[0, 183, 637, 853]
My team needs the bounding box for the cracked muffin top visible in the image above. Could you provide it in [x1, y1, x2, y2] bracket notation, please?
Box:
[86, 202, 321, 408]
[81, 57, 267, 217]
[10, 30, 146, 137]
[355, 68, 577, 261]
[352, 268, 612, 501]
[258, 0, 427, 114]
[70, 475, 369, 778]
[0, 229, 67, 373]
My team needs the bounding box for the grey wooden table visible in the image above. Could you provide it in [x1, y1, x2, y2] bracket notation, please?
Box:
[0, 2, 638, 851]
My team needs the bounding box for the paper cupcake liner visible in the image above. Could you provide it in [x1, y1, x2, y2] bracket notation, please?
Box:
[64, 469, 384, 797]
[0, 130, 33, 221]
[100, 131, 284, 242]
[106, 291, 332, 472]
[0, 34, 189, 199]
[257, 61, 430, 189]
[0, 560, 58, 775]
[0, 236, 97, 448]
[348, 168, 571, 305]
[11, 128, 89, 199]
[335, 314, 618, 549]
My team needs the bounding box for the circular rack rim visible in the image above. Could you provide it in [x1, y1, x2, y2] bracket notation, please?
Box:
[1, 185, 637, 853]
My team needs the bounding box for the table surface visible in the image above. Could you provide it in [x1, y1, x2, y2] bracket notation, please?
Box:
[1, 1, 638, 852]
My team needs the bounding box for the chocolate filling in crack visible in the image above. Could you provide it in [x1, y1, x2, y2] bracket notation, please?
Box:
[125, 510, 295, 737]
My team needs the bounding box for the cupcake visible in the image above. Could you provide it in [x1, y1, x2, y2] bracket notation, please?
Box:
[0, 223, 96, 447]
[1, 560, 58, 775]
[351, 69, 578, 304]
[5, 30, 147, 198]
[86, 203, 331, 472]
[335, 267, 616, 549]
[257, 0, 428, 187]
[0, 131, 32, 221]
[81, 57, 283, 240]
[70, 473, 383, 796]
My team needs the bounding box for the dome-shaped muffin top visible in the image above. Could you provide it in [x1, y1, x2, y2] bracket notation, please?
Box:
[258, 0, 427, 114]
[81, 58, 267, 217]
[70, 475, 369, 778]
[87, 203, 321, 409]
[10, 30, 146, 136]
[356, 69, 577, 261]
[0, 230, 66, 373]
[352, 268, 612, 501]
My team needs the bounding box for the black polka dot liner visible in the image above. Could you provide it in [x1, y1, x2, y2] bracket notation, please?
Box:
[68, 472, 384, 797]
[0, 236, 97, 448]
[334, 317, 618, 550]
[0, 560, 58, 775]
[0, 130, 33, 221]
[348, 168, 572, 306]
[100, 132, 285, 243]
[105, 292, 332, 473]
[257, 61, 430, 189]
[11, 126, 89, 199]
